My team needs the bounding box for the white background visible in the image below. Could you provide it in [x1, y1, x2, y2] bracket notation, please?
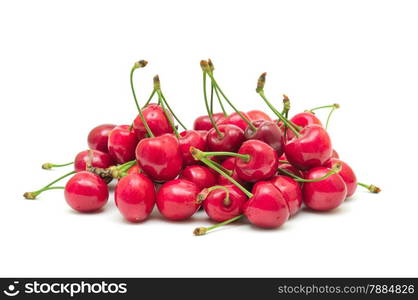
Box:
[1, 0, 417, 277]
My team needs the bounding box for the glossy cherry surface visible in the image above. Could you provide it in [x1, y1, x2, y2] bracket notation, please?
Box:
[64, 171, 109, 212]
[206, 124, 245, 153]
[235, 140, 278, 182]
[270, 175, 302, 216]
[247, 110, 272, 122]
[284, 125, 332, 170]
[133, 103, 173, 139]
[115, 173, 155, 222]
[179, 130, 206, 165]
[193, 113, 226, 131]
[244, 120, 284, 155]
[218, 111, 251, 131]
[156, 179, 200, 220]
[217, 157, 247, 186]
[244, 182, 290, 228]
[108, 125, 139, 164]
[87, 124, 116, 153]
[202, 185, 247, 222]
[286, 112, 323, 140]
[74, 150, 114, 172]
[136, 134, 183, 182]
[179, 165, 217, 190]
[324, 158, 357, 197]
[303, 167, 347, 211]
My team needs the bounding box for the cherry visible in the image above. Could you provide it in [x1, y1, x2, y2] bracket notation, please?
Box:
[324, 158, 357, 197]
[156, 179, 200, 220]
[87, 124, 116, 153]
[278, 163, 305, 180]
[291, 112, 323, 128]
[199, 185, 247, 222]
[179, 165, 217, 190]
[193, 113, 226, 131]
[270, 175, 302, 216]
[133, 103, 173, 139]
[127, 164, 142, 175]
[179, 130, 206, 165]
[64, 171, 109, 212]
[217, 157, 247, 186]
[74, 149, 114, 172]
[303, 166, 347, 211]
[206, 124, 245, 153]
[247, 110, 272, 122]
[135, 133, 183, 182]
[244, 120, 284, 155]
[108, 125, 139, 164]
[218, 111, 251, 131]
[115, 173, 155, 222]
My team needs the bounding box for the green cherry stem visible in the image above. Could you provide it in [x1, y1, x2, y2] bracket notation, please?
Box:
[42, 162, 73, 170]
[142, 89, 156, 108]
[23, 170, 76, 199]
[130, 60, 155, 138]
[357, 182, 381, 193]
[157, 84, 188, 131]
[200, 151, 250, 162]
[201, 64, 223, 137]
[278, 160, 289, 164]
[158, 89, 180, 138]
[325, 104, 339, 130]
[193, 214, 243, 236]
[196, 185, 231, 206]
[278, 163, 342, 182]
[208, 59, 228, 116]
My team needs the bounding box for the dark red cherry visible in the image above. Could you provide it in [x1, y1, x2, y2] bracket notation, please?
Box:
[284, 125, 332, 170]
[74, 150, 114, 172]
[218, 111, 250, 131]
[133, 104, 173, 139]
[135, 133, 183, 182]
[64, 171, 109, 212]
[108, 125, 139, 164]
[270, 175, 302, 216]
[206, 124, 245, 153]
[235, 140, 278, 182]
[156, 179, 200, 220]
[244, 120, 284, 155]
[244, 182, 290, 228]
[115, 173, 155, 222]
[217, 157, 247, 187]
[87, 124, 116, 153]
[324, 158, 357, 197]
[247, 110, 272, 122]
[179, 165, 217, 190]
[303, 167, 347, 211]
[193, 113, 226, 131]
[202, 185, 247, 222]
[179, 130, 206, 165]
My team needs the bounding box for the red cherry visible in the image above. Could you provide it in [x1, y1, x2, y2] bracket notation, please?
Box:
[126, 164, 142, 175]
[217, 157, 247, 186]
[193, 113, 226, 131]
[278, 163, 305, 180]
[64, 171, 109, 212]
[244, 120, 284, 155]
[196, 130, 209, 141]
[235, 140, 279, 182]
[270, 175, 302, 216]
[218, 111, 251, 131]
[206, 124, 245, 153]
[133, 104, 173, 139]
[284, 125, 332, 170]
[202, 185, 247, 222]
[135, 133, 183, 182]
[87, 124, 116, 153]
[303, 166, 347, 211]
[324, 158, 357, 197]
[74, 150, 114, 172]
[179, 165, 217, 190]
[108, 125, 139, 164]
[179, 130, 206, 165]
[247, 110, 272, 122]
[244, 182, 290, 228]
[331, 149, 340, 159]
[286, 112, 323, 140]
[115, 173, 155, 222]
[156, 179, 200, 220]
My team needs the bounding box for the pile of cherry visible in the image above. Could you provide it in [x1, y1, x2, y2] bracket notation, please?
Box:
[24, 59, 380, 235]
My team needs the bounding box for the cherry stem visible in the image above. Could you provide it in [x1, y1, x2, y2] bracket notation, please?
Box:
[206, 158, 233, 176]
[23, 170, 76, 199]
[278, 163, 342, 182]
[208, 59, 228, 117]
[201, 151, 250, 163]
[142, 89, 156, 108]
[89, 160, 136, 179]
[256, 73, 301, 137]
[194, 215, 243, 236]
[357, 182, 381, 193]
[42, 162, 73, 170]
[130, 61, 155, 138]
[202, 69, 223, 137]
[308, 103, 340, 112]
[325, 105, 338, 130]
[279, 160, 289, 164]
[156, 88, 180, 138]
[191, 147, 253, 198]
[197, 185, 231, 206]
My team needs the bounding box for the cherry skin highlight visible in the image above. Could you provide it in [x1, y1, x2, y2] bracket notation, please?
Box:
[179, 130, 206, 165]
[115, 173, 156, 222]
[74, 150, 114, 172]
[87, 124, 116, 153]
[108, 125, 139, 164]
[270, 175, 302, 216]
[193, 113, 226, 131]
[235, 140, 279, 182]
[64, 171, 109, 213]
[135, 134, 183, 182]
[244, 120, 284, 155]
[179, 165, 217, 190]
[156, 179, 200, 220]
[206, 124, 245, 153]
[247, 110, 272, 122]
[324, 158, 357, 197]
[133, 103, 173, 139]
[303, 167, 347, 211]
